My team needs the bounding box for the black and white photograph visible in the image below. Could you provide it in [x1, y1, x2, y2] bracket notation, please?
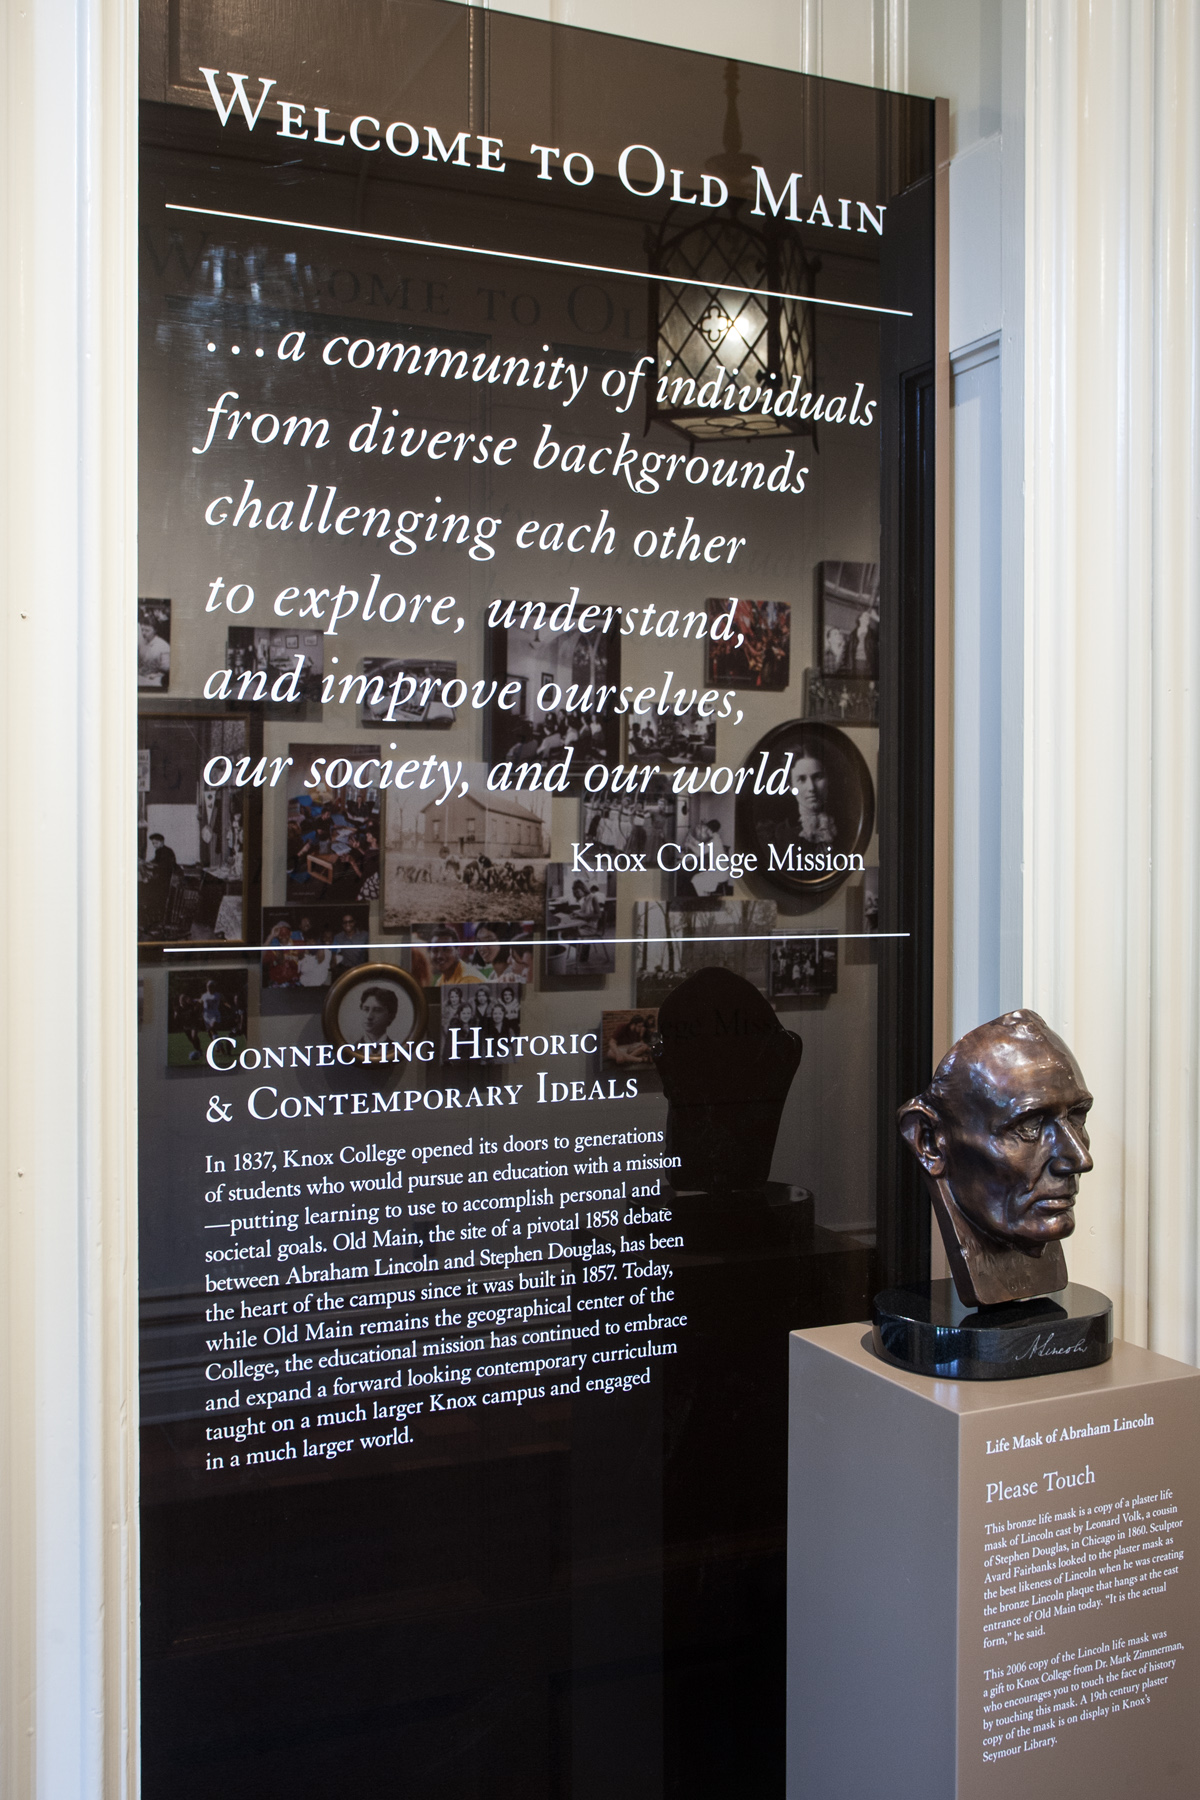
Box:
[769, 937, 839, 999]
[817, 561, 880, 679]
[357, 658, 458, 729]
[670, 790, 738, 899]
[286, 745, 381, 905]
[261, 904, 369, 993]
[601, 1009, 659, 1070]
[166, 970, 247, 1067]
[803, 669, 879, 725]
[486, 608, 622, 781]
[408, 922, 536, 988]
[321, 962, 427, 1053]
[440, 980, 522, 1061]
[383, 764, 551, 927]
[580, 775, 675, 859]
[544, 865, 617, 978]
[138, 598, 171, 690]
[227, 626, 324, 704]
[632, 898, 776, 1007]
[863, 865, 879, 931]
[705, 598, 791, 691]
[627, 710, 717, 767]
[138, 715, 248, 944]
[736, 719, 875, 899]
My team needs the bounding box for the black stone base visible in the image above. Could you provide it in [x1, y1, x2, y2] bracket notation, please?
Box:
[872, 1279, 1113, 1380]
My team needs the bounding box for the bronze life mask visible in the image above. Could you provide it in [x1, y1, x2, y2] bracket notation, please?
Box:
[898, 1011, 1094, 1307]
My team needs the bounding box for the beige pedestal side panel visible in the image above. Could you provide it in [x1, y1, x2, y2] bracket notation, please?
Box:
[788, 1325, 1199, 1800]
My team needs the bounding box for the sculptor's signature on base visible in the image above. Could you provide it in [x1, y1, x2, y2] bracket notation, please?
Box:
[1014, 1333, 1089, 1360]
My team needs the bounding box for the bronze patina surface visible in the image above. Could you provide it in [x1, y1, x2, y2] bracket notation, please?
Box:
[898, 1011, 1093, 1306]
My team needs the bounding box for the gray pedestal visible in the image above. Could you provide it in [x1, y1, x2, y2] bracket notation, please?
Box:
[788, 1325, 1200, 1799]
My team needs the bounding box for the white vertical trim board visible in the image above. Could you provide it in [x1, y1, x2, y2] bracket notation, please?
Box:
[0, 0, 139, 1797]
[1148, 0, 1200, 1366]
[1025, 0, 1200, 1361]
[951, 337, 1004, 1043]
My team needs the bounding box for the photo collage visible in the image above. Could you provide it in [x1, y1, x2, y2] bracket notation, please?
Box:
[140, 592, 879, 1068]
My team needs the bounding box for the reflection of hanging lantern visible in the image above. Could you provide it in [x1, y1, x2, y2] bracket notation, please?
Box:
[647, 62, 818, 443]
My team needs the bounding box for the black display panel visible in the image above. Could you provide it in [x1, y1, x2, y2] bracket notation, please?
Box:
[138, 6, 936, 1791]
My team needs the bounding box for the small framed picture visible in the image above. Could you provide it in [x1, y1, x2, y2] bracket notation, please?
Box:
[632, 897, 776, 1007]
[485, 607, 622, 784]
[863, 865, 879, 931]
[408, 922, 535, 989]
[357, 658, 458, 729]
[138, 598, 171, 691]
[261, 904, 369, 993]
[671, 790, 738, 899]
[736, 719, 875, 900]
[287, 745, 381, 904]
[440, 981, 522, 1061]
[580, 775, 675, 859]
[166, 969, 247, 1066]
[769, 938, 838, 999]
[803, 669, 879, 725]
[322, 963, 428, 1057]
[817, 561, 880, 679]
[705, 599, 791, 691]
[601, 1009, 659, 1070]
[138, 714, 251, 946]
[382, 764, 550, 928]
[544, 864, 617, 978]
[226, 627, 324, 705]
[627, 711, 716, 767]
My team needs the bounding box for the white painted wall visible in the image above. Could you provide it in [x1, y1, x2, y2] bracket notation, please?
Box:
[1, 0, 138, 1796]
[1024, 0, 1200, 1360]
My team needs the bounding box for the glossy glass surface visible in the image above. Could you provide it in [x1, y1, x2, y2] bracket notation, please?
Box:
[138, 5, 935, 1790]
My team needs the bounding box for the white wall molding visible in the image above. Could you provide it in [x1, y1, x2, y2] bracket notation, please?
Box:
[0, 0, 139, 1794]
[1025, 0, 1200, 1360]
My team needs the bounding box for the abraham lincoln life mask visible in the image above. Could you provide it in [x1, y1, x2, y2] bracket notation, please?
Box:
[898, 1010, 1094, 1307]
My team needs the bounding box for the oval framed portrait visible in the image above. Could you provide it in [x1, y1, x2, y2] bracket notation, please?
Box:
[322, 962, 428, 1058]
[736, 719, 875, 899]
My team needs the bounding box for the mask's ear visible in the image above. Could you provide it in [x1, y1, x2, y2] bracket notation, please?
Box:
[897, 1098, 947, 1178]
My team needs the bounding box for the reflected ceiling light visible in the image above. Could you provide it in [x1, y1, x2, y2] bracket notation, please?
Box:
[648, 61, 819, 444]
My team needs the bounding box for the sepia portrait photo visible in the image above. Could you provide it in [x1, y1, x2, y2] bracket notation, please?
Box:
[322, 963, 427, 1053]
[737, 720, 875, 900]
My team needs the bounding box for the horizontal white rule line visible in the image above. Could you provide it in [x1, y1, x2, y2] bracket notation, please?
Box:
[162, 933, 911, 954]
[164, 202, 915, 319]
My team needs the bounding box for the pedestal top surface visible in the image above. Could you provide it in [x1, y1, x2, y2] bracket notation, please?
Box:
[792, 1323, 1199, 1414]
